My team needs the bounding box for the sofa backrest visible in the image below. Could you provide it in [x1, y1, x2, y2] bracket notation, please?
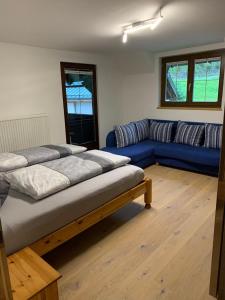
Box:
[105, 119, 222, 147]
[106, 130, 117, 147]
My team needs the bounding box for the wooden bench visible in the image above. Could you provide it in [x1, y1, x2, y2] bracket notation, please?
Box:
[0, 221, 61, 300]
[8, 247, 61, 300]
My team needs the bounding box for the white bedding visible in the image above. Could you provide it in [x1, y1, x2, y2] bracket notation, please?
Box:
[5, 150, 130, 200]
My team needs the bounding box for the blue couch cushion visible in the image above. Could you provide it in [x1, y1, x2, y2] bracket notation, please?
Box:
[174, 121, 204, 147]
[134, 119, 149, 142]
[154, 142, 220, 167]
[102, 140, 156, 163]
[204, 123, 222, 149]
[106, 131, 117, 147]
[114, 123, 138, 148]
[149, 121, 174, 143]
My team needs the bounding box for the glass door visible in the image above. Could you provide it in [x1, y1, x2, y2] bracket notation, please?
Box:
[60, 62, 99, 149]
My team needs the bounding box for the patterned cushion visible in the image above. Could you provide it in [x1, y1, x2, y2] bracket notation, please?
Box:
[114, 123, 138, 148]
[134, 119, 150, 142]
[174, 121, 204, 147]
[149, 121, 174, 143]
[204, 124, 222, 149]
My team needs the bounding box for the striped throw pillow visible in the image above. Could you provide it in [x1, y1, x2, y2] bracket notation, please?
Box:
[204, 124, 222, 149]
[134, 119, 150, 142]
[174, 121, 204, 147]
[114, 123, 138, 148]
[149, 121, 174, 143]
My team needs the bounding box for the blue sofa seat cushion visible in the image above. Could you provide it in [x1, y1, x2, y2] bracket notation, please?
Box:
[154, 142, 220, 167]
[102, 140, 156, 163]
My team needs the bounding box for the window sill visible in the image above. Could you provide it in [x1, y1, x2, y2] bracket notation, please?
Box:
[157, 106, 222, 111]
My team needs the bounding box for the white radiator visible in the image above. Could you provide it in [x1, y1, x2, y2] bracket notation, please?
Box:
[0, 115, 50, 152]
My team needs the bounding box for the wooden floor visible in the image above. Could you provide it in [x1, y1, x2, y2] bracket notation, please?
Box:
[45, 165, 218, 300]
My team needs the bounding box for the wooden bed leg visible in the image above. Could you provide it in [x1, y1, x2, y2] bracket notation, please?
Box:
[0, 220, 13, 300]
[144, 178, 152, 209]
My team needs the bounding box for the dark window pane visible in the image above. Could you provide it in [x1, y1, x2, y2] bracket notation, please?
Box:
[63, 68, 97, 146]
[193, 58, 221, 102]
[165, 61, 188, 102]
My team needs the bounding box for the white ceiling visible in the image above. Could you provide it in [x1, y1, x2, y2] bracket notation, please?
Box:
[0, 0, 225, 53]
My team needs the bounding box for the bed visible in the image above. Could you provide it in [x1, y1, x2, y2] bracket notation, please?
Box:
[0, 119, 152, 300]
[1, 164, 150, 256]
[0, 147, 151, 256]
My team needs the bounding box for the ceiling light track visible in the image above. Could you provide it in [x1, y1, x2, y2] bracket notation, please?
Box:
[122, 9, 163, 44]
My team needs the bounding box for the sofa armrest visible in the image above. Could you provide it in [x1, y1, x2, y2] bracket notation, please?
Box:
[106, 131, 117, 147]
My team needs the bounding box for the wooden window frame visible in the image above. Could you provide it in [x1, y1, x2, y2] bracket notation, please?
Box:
[160, 49, 225, 108]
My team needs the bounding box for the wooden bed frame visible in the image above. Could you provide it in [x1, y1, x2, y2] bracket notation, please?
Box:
[0, 220, 12, 300]
[0, 177, 152, 299]
[30, 177, 152, 256]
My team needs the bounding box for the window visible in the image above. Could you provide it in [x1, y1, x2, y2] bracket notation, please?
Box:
[161, 50, 225, 108]
[65, 72, 93, 115]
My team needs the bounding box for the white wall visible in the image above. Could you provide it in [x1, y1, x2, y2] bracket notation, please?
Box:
[0, 42, 122, 147]
[120, 42, 225, 124]
[1, 41, 224, 149]
[112, 51, 154, 75]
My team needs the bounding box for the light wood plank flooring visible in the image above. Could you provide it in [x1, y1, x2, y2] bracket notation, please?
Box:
[45, 165, 218, 300]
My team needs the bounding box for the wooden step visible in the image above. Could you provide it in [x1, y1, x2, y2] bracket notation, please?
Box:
[8, 247, 61, 300]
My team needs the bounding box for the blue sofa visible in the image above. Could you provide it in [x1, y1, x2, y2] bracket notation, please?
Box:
[102, 120, 221, 176]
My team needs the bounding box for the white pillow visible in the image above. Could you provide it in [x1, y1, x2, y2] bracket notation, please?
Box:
[60, 144, 87, 154]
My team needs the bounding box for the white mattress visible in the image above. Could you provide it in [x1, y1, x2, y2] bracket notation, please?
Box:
[0, 165, 144, 255]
